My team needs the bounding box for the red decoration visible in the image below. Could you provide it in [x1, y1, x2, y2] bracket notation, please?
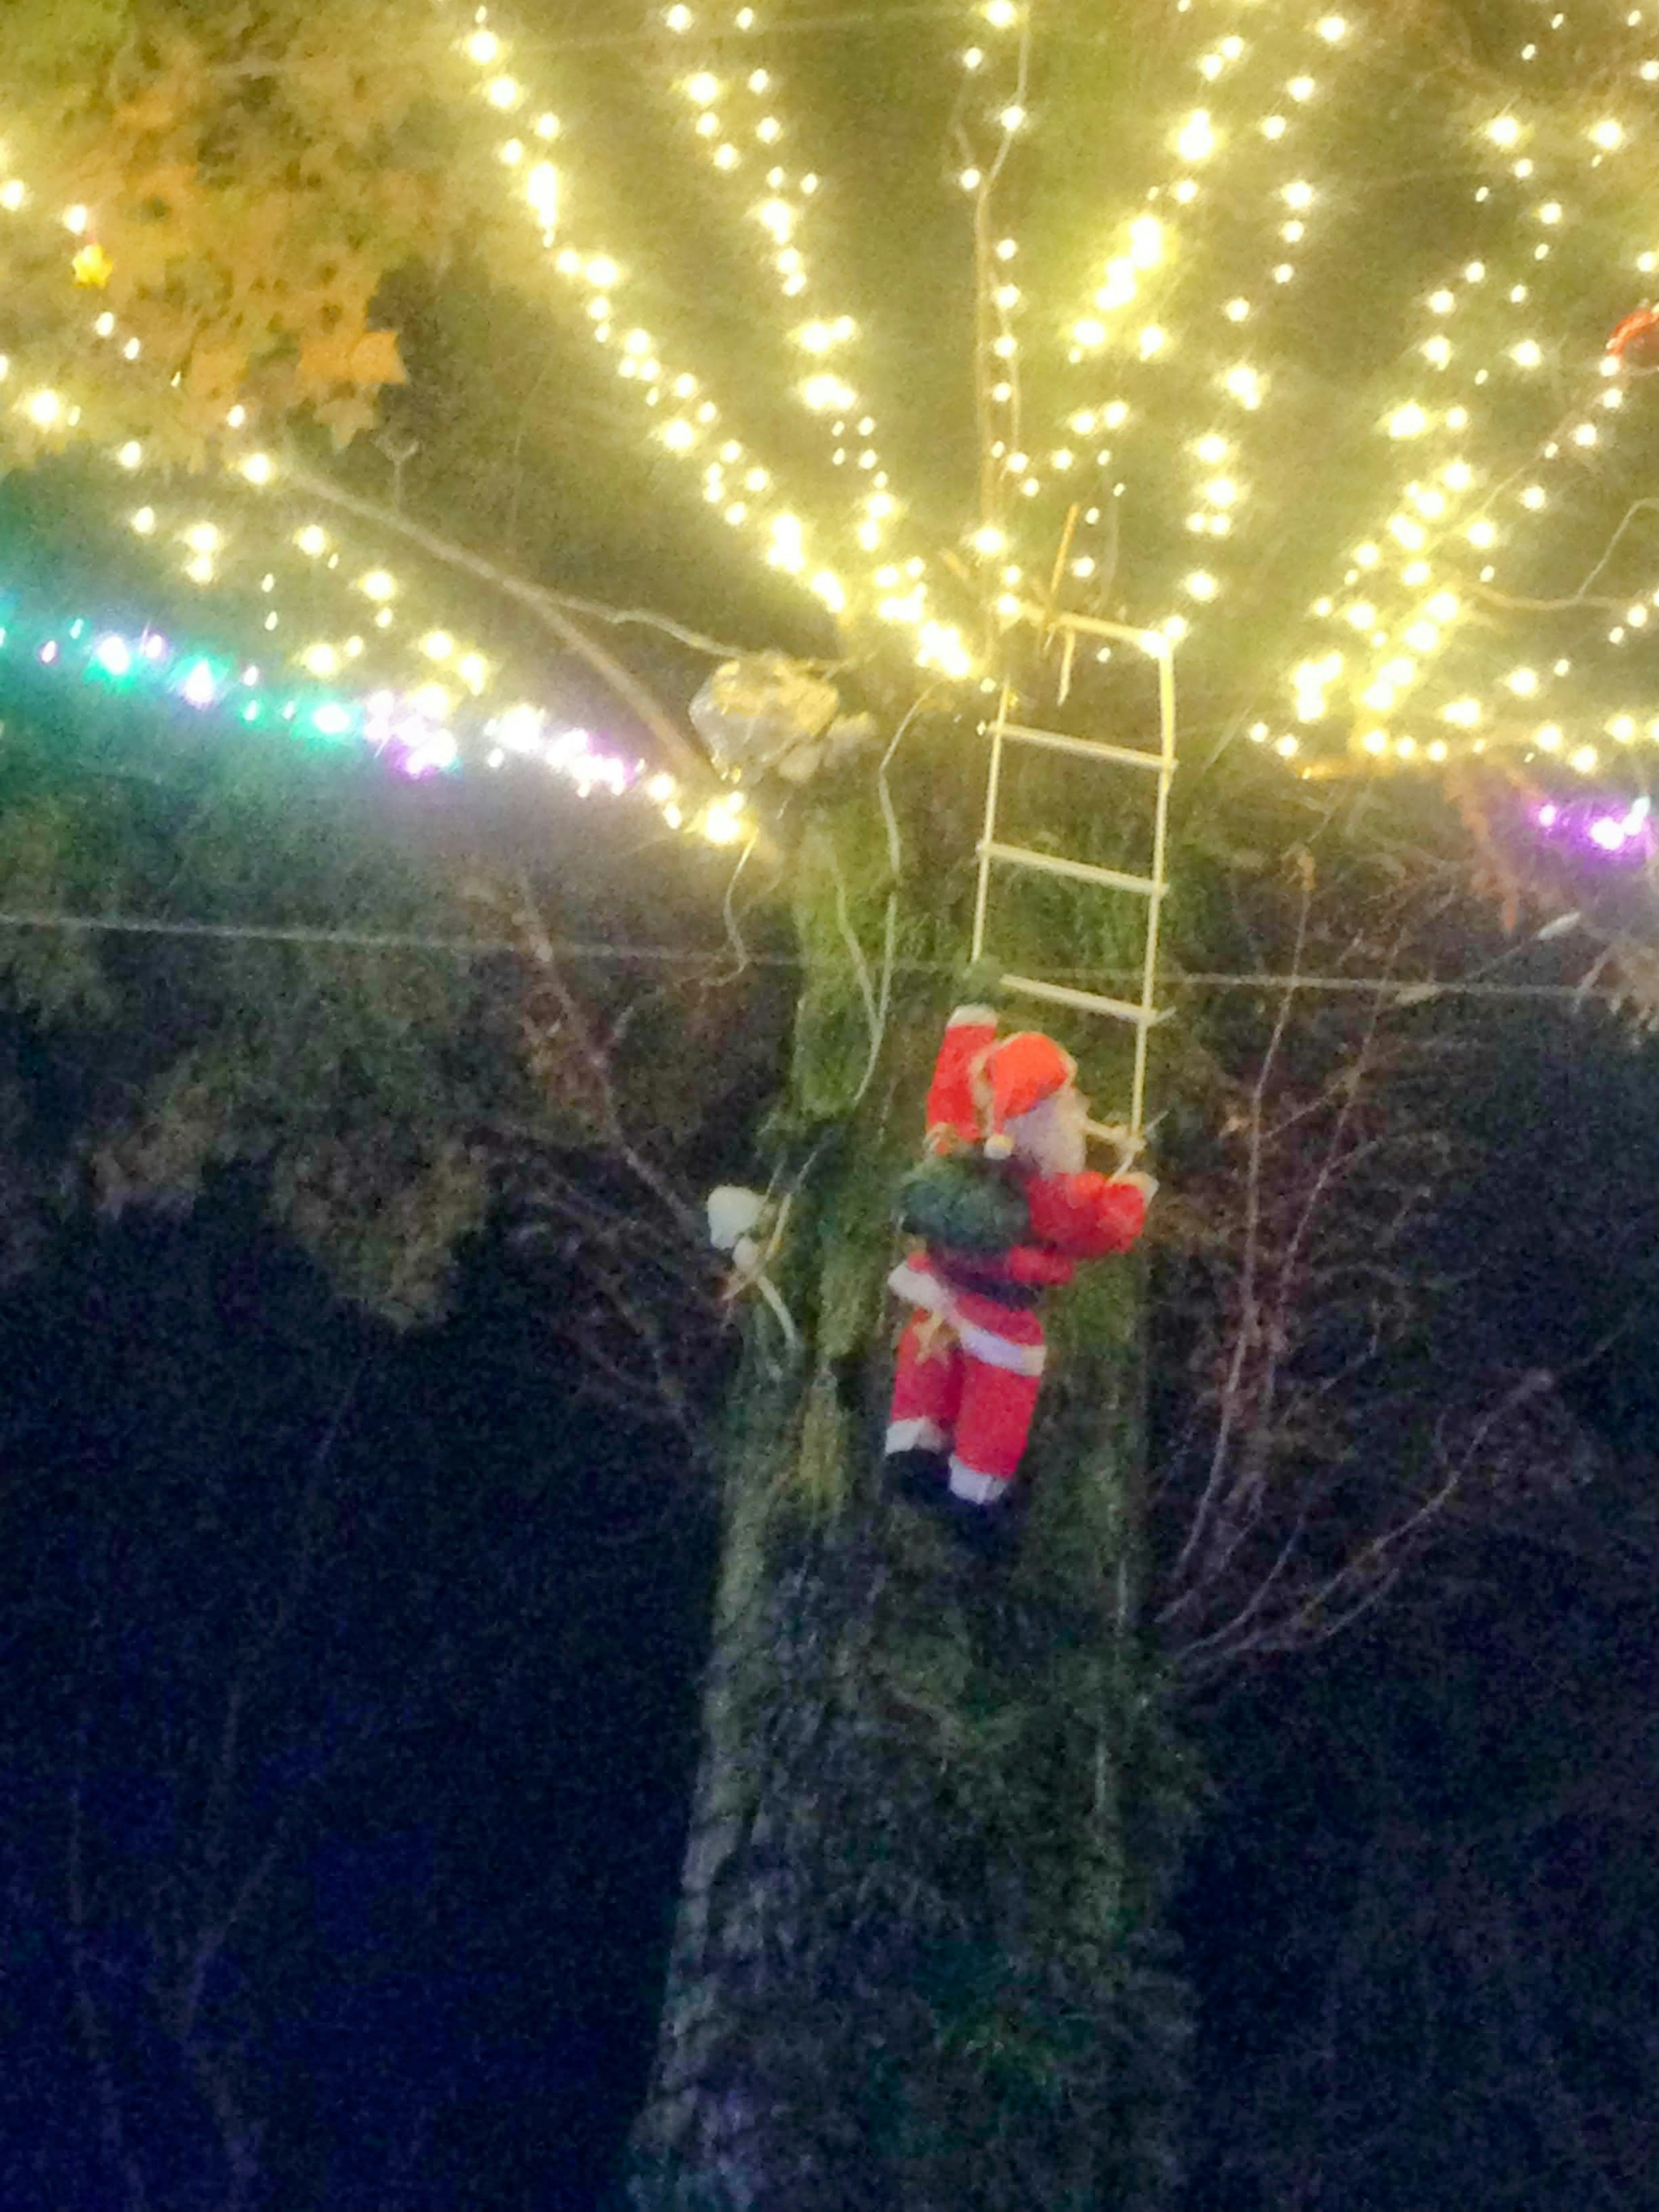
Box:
[1606, 305, 1659, 364]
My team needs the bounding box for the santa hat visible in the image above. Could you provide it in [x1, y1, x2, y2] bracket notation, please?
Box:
[977, 1031, 1076, 1159]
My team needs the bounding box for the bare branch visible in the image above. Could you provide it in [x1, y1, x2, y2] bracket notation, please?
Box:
[279, 458, 715, 786]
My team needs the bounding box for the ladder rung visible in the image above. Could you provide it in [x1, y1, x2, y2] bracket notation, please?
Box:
[995, 721, 1169, 775]
[998, 973, 1170, 1027]
[979, 840, 1162, 899]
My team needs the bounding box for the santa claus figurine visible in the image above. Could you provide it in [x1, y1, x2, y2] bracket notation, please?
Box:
[885, 992, 1156, 1557]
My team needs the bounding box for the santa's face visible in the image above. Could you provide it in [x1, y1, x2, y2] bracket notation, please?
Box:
[1004, 1083, 1088, 1175]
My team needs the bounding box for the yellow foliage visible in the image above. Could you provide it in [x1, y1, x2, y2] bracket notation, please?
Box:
[0, 2, 479, 461]
[299, 327, 407, 394]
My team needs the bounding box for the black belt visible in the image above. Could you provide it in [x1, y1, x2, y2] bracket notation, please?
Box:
[935, 1260, 1045, 1311]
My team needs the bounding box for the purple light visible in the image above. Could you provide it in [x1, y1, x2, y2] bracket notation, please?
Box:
[141, 633, 168, 663]
[1530, 790, 1655, 863]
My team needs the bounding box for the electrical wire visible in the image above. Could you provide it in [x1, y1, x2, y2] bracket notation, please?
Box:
[0, 907, 1628, 1003]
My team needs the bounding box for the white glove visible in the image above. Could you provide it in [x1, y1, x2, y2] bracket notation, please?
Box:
[707, 1185, 768, 1254]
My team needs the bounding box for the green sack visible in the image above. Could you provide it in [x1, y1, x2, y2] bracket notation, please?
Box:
[896, 1152, 1030, 1255]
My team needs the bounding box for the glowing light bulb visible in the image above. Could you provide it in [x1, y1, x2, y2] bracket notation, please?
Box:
[1128, 215, 1165, 267]
[1176, 111, 1216, 160]
[1386, 403, 1428, 438]
[527, 163, 559, 221]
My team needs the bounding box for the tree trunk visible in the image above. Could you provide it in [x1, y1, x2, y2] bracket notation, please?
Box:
[630, 747, 1194, 2212]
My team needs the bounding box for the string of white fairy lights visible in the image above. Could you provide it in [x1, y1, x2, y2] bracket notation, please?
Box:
[1, 0, 1655, 831]
[1267, 0, 1659, 772]
[1017, 0, 1659, 788]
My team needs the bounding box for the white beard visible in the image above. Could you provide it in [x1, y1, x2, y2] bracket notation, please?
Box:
[1003, 1091, 1087, 1176]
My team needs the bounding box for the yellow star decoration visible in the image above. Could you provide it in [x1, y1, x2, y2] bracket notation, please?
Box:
[72, 242, 114, 288]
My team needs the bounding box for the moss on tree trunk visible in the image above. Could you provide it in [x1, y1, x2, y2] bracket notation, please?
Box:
[630, 754, 1194, 2212]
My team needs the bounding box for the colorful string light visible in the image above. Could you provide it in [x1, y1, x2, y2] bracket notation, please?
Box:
[0, 577, 751, 845]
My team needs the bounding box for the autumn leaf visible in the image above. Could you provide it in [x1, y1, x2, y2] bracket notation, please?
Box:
[187, 345, 249, 403]
[314, 389, 379, 448]
[298, 325, 406, 393]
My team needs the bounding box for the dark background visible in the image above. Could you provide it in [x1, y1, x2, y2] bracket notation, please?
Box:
[4, 997, 1657, 2209]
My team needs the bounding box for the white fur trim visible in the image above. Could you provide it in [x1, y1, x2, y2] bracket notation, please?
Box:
[888, 1259, 950, 1314]
[953, 1319, 1047, 1376]
[947, 1004, 997, 1029]
[890, 1261, 1047, 1376]
[949, 1460, 1008, 1506]
[886, 1418, 948, 1455]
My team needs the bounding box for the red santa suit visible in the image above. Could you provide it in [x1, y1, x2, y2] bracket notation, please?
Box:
[886, 1003, 1151, 1511]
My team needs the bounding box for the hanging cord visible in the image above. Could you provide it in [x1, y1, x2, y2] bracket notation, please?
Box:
[827, 837, 882, 1080]
[850, 687, 939, 1109]
[721, 1187, 801, 1360]
[718, 830, 762, 981]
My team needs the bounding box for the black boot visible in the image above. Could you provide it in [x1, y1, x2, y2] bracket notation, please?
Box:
[884, 1448, 948, 1508]
[943, 1489, 1022, 1565]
